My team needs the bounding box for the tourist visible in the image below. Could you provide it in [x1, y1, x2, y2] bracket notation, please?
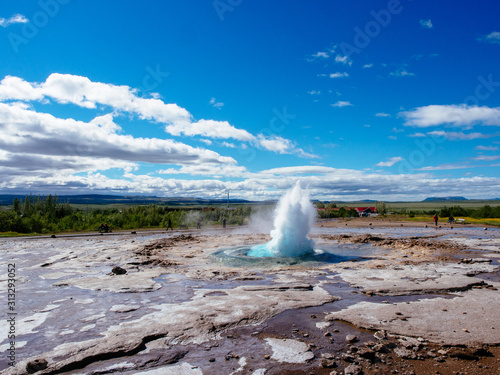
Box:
[166, 218, 173, 231]
[433, 214, 438, 227]
[448, 215, 454, 224]
[223, 218, 226, 228]
[197, 219, 201, 229]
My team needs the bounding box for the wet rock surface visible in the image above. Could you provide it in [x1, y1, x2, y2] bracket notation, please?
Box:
[0, 224, 499, 374]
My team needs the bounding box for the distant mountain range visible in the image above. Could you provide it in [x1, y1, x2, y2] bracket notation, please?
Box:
[422, 196, 468, 202]
[0, 194, 253, 206]
[0, 194, 498, 206]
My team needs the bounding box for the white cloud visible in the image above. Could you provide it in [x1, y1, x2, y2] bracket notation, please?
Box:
[329, 72, 349, 79]
[376, 157, 403, 167]
[426, 130, 500, 140]
[376, 112, 390, 117]
[420, 19, 433, 29]
[416, 162, 476, 171]
[308, 90, 321, 95]
[478, 31, 500, 44]
[390, 68, 415, 77]
[401, 105, 500, 127]
[159, 164, 249, 178]
[0, 103, 233, 166]
[335, 55, 352, 66]
[209, 97, 224, 109]
[476, 145, 498, 151]
[311, 51, 329, 59]
[2, 156, 500, 201]
[0, 74, 309, 156]
[363, 63, 374, 69]
[256, 135, 292, 153]
[331, 101, 353, 108]
[2, 74, 499, 200]
[166, 119, 254, 141]
[471, 155, 500, 161]
[256, 136, 318, 159]
[261, 166, 339, 175]
[221, 141, 236, 148]
[0, 14, 28, 28]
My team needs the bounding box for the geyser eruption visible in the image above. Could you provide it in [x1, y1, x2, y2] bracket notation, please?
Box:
[248, 182, 316, 257]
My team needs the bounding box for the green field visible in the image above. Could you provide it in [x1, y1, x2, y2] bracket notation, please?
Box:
[335, 200, 500, 211]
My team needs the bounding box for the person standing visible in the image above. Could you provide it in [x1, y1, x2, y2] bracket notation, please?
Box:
[166, 218, 173, 231]
[433, 214, 438, 227]
[222, 218, 226, 228]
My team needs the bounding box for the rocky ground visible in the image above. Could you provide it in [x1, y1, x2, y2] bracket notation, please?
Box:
[0, 219, 499, 375]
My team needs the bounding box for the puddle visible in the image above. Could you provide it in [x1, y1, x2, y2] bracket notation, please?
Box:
[210, 243, 380, 268]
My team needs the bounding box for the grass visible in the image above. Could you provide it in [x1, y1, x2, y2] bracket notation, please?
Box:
[456, 217, 500, 226]
[0, 231, 34, 237]
[336, 200, 500, 211]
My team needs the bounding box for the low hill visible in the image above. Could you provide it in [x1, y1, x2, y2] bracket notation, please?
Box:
[423, 196, 468, 202]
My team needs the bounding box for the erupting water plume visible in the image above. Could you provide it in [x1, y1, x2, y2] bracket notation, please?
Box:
[247, 182, 316, 257]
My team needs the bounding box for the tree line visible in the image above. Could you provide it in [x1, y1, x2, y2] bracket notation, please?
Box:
[0, 195, 252, 234]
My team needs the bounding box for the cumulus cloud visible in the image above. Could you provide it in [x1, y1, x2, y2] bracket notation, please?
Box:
[0, 103, 234, 166]
[478, 31, 500, 44]
[256, 135, 293, 154]
[2, 155, 500, 200]
[331, 101, 353, 108]
[2, 74, 499, 200]
[401, 105, 500, 127]
[376, 157, 403, 167]
[329, 72, 349, 79]
[0, 14, 28, 27]
[335, 55, 352, 65]
[166, 119, 254, 141]
[221, 141, 236, 148]
[0, 74, 308, 157]
[376, 112, 391, 117]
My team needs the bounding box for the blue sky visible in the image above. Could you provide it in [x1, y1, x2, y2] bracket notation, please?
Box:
[0, 0, 499, 200]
